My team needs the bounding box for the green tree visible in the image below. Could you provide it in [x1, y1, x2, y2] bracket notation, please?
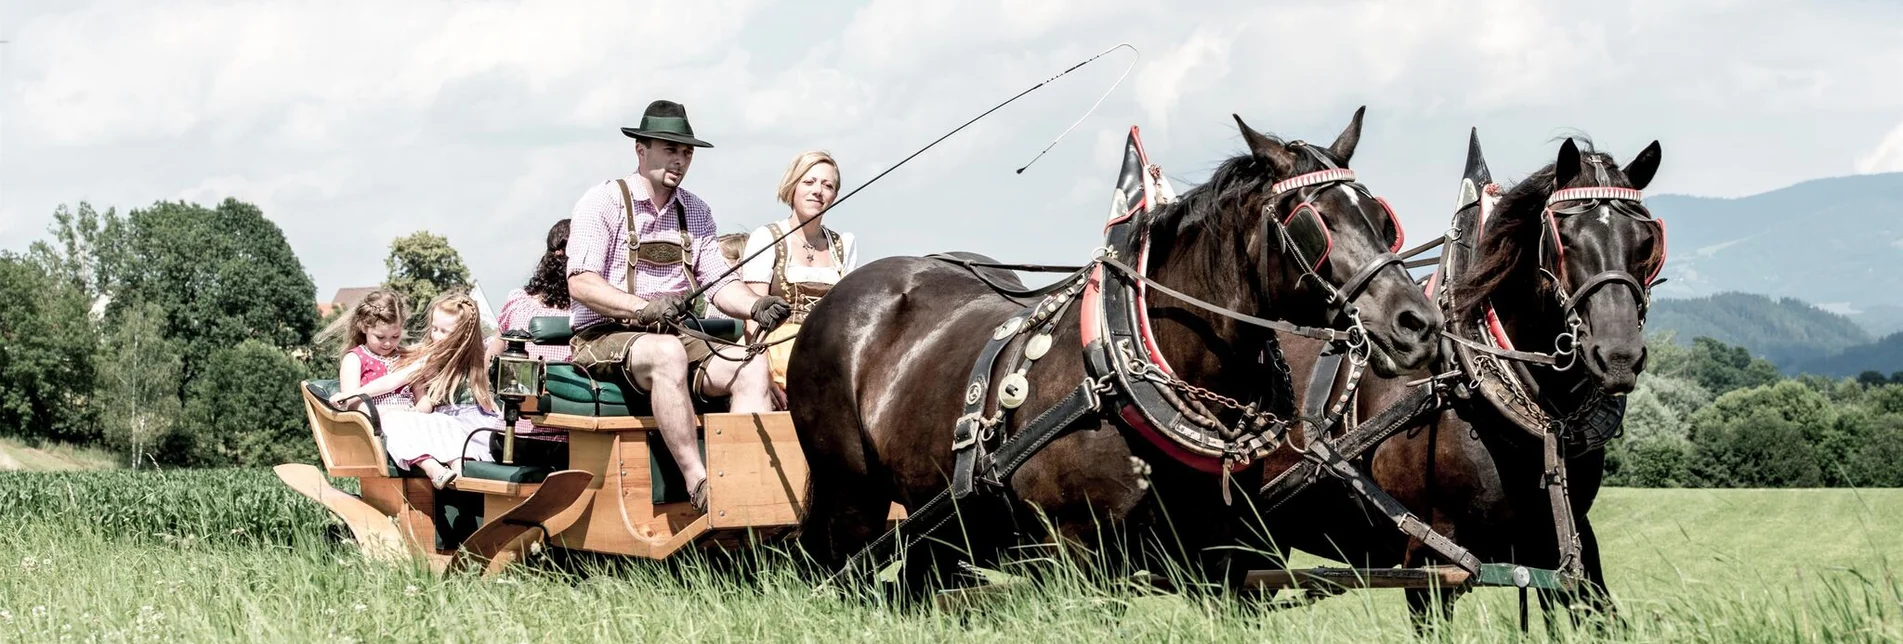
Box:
[26, 201, 124, 300]
[1857, 370, 1890, 387]
[95, 302, 182, 468]
[383, 231, 471, 329]
[1606, 381, 1693, 486]
[112, 199, 318, 387]
[1839, 412, 1903, 487]
[0, 254, 101, 443]
[1687, 381, 1835, 487]
[169, 340, 313, 467]
[1689, 407, 1822, 487]
[1686, 337, 1782, 395]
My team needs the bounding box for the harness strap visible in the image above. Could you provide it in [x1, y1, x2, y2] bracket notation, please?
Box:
[1099, 257, 1348, 342]
[924, 253, 1090, 300]
[951, 308, 1037, 499]
[1302, 351, 1345, 425]
[1561, 270, 1647, 317]
[831, 381, 1101, 582]
[1397, 234, 1447, 261]
[1258, 383, 1438, 510]
[1442, 331, 1560, 366]
[1333, 252, 1404, 307]
[1294, 410, 1482, 573]
[1543, 430, 1584, 583]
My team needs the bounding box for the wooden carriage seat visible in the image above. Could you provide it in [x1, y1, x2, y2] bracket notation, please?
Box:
[301, 379, 554, 486]
[523, 315, 742, 504]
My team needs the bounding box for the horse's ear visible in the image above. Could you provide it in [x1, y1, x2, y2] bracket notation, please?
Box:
[1234, 114, 1295, 175]
[1623, 141, 1663, 191]
[1328, 106, 1366, 164]
[1554, 138, 1583, 188]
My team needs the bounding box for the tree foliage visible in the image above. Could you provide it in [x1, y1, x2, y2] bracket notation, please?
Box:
[113, 199, 318, 386]
[170, 340, 314, 467]
[0, 254, 100, 443]
[383, 231, 471, 329]
[95, 302, 183, 468]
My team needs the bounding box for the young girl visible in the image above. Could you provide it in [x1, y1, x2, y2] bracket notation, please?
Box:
[335, 293, 501, 489]
[321, 290, 412, 407]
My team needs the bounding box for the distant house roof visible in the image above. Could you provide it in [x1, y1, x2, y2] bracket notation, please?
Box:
[318, 286, 380, 318]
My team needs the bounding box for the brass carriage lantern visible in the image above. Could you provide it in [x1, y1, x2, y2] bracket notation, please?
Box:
[492, 330, 545, 464]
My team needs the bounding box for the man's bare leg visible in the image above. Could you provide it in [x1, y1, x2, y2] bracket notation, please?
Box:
[699, 349, 773, 413]
[622, 335, 705, 491]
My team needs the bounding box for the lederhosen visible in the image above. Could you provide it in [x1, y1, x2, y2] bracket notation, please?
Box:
[569, 179, 715, 396]
[764, 221, 847, 323]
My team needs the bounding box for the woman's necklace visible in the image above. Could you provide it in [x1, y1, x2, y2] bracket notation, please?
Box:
[793, 224, 824, 264]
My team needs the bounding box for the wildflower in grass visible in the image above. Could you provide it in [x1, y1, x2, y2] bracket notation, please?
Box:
[352, 603, 366, 613]
[404, 585, 421, 597]
[1, 609, 12, 622]
[31, 606, 46, 618]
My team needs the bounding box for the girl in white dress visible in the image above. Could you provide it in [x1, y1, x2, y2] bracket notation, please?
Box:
[739, 150, 859, 395]
[333, 293, 501, 488]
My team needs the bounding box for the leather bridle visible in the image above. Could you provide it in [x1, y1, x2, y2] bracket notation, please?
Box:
[1262, 143, 1409, 332]
[1536, 184, 1667, 370]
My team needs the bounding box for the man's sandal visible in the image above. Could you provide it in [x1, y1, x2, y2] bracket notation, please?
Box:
[690, 479, 709, 514]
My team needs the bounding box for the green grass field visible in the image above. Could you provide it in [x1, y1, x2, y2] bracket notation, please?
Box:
[0, 470, 1897, 642]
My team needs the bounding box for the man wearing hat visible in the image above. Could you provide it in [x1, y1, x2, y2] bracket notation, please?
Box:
[565, 100, 792, 513]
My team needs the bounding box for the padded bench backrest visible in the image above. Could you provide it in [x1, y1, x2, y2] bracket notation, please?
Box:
[300, 379, 392, 478]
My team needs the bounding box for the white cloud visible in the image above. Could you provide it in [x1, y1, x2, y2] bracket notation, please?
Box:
[1134, 28, 1237, 130]
[1856, 122, 1903, 174]
[4, 0, 1903, 301]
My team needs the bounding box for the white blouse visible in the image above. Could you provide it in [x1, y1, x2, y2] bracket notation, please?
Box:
[739, 223, 859, 287]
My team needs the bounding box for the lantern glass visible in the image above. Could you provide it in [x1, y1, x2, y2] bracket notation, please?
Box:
[493, 331, 542, 401]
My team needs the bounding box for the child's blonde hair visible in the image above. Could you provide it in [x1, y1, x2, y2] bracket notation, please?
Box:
[318, 289, 410, 354]
[718, 232, 749, 267]
[396, 292, 494, 412]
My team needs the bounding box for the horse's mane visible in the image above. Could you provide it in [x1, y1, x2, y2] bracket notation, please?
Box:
[1454, 137, 1623, 322]
[1142, 151, 1278, 283]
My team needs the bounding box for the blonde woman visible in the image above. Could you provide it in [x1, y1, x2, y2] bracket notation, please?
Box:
[740, 151, 859, 395]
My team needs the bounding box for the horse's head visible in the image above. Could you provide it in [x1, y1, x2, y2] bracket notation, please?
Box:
[1461, 138, 1665, 394]
[1546, 138, 1665, 393]
[1230, 108, 1441, 377]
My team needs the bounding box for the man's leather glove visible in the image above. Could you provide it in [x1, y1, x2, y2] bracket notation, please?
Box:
[632, 293, 687, 326]
[751, 295, 792, 331]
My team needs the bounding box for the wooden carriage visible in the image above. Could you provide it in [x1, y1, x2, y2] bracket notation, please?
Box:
[277, 316, 899, 574]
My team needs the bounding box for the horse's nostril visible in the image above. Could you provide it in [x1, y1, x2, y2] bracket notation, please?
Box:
[1591, 344, 1611, 374]
[1397, 309, 1430, 336]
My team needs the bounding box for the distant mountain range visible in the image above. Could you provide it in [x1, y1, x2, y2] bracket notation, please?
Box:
[1648, 292, 1903, 378]
[1647, 172, 1903, 330]
[1650, 293, 1871, 368]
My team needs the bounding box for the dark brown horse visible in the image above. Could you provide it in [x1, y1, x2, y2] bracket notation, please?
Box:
[788, 108, 1444, 588]
[1258, 133, 1664, 623]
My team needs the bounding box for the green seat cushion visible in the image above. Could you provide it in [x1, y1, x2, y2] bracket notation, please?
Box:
[461, 460, 555, 484]
[541, 362, 640, 417]
[529, 316, 575, 345]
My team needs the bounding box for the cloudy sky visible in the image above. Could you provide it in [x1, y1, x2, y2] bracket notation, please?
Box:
[3, 0, 1901, 303]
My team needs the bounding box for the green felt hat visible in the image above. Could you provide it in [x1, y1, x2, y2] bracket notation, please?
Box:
[619, 100, 713, 148]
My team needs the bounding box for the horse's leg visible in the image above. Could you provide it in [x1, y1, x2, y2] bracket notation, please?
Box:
[1574, 516, 1622, 628]
[1007, 424, 1149, 588]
